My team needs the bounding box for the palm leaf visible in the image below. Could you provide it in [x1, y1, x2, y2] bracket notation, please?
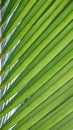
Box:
[0, 0, 73, 130]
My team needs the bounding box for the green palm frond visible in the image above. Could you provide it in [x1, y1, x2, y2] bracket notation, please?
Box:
[0, 0, 73, 130]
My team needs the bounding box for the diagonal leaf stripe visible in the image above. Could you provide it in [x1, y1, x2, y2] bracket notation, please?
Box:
[2, 48, 73, 109]
[50, 112, 73, 130]
[2, 15, 73, 87]
[2, 0, 71, 53]
[2, 0, 28, 23]
[2, 2, 73, 71]
[2, 0, 53, 37]
[1, 29, 73, 99]
[2, 0, 19, 23]
[0, 1, 73, 130]
[2, 80, 73, 129]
